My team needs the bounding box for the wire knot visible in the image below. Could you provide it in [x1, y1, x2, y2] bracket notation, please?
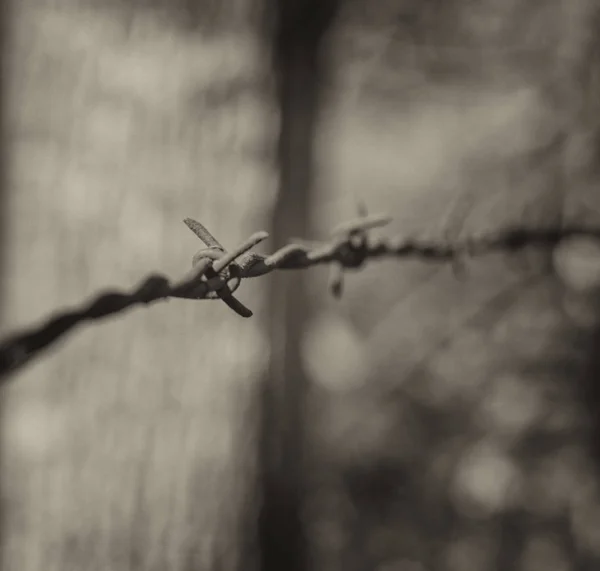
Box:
[179, 218, 268, 317]
[191, 247, 243, 299]
[335, 233, 370, 269]
[327, 204, 392, 297]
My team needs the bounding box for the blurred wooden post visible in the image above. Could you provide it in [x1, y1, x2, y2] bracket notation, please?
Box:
[257, 1, 338, 571]
[0, 3, 272, 571]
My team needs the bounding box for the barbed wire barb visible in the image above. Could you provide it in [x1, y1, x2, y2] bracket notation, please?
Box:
[2, 210, 600, 380]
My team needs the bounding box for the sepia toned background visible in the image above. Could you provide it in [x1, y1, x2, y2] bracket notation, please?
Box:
[2, 1, 600, 570]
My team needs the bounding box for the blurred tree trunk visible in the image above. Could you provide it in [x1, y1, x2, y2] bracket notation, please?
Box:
[257, 1, 338, 571]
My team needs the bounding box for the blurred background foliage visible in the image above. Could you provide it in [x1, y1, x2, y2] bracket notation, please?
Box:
[2, 0, 600, 571]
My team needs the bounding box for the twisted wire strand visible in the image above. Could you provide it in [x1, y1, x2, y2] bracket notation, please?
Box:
[1, 212, 599, 381]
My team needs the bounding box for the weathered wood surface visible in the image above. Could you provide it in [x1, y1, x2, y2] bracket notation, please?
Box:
[1, 3, 270, 570]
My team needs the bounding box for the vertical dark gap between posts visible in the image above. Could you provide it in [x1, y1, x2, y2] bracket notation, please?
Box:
[578, 13, 600, 478]
[255, 1, 338, 571]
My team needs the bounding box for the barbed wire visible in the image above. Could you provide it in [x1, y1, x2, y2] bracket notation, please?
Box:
[1, 206, 600, 381]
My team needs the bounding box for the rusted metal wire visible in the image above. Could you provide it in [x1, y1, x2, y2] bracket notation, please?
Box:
[1, 206, 600, 380]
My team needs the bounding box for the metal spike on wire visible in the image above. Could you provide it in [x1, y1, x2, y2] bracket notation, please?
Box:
[327, 201, 392, 298]
[2, 204, 600, 379]
[178, 218, 269, 317]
